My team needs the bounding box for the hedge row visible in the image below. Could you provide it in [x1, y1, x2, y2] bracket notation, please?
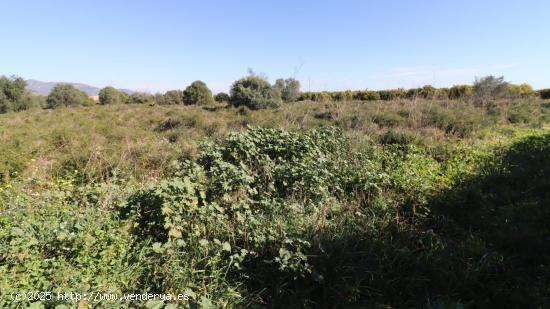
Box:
[300, 84, 542, 102]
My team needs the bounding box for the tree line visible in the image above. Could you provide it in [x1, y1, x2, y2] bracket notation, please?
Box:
[1, 74, 549, 114]
[301, 77, 545, 103]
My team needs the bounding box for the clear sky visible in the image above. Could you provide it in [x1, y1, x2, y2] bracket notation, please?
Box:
[1, 0, 549, 93]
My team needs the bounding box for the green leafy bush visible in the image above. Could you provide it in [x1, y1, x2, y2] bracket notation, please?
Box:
[426, 106, 480, 137]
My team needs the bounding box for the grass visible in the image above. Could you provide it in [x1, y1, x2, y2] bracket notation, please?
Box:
[1, 98, 549, 308]
[1, 98, 548, 184]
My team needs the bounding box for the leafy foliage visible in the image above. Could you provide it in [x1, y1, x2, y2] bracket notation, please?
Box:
[473, 75, 510, 104]
[127, 92, 155, 105]
[183, 81, 214, 105]
[214, 92, 230, 103]
[98, 86, 127, 105]
[163, 90, 184, 105]
[1, 94, 550, 307]
[46, 84, 94, 108]
[274, 78, 301, 102]
[0, 76, 39, 113]
[230, 75, 282, 109]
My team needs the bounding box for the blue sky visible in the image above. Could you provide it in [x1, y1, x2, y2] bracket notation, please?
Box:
[1, 0, 549, 93]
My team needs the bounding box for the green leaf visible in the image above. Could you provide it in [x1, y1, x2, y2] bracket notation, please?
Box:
[152, 242, 163, 253]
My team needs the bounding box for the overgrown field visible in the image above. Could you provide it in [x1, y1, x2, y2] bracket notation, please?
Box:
[1, 98, 550, 308]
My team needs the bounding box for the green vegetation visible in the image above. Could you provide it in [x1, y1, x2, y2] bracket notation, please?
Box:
[183, 81, 214, 106]
[163, 90, 185, 105]
[0, 76, 41, 113]
[539, 88, 550, 99]
[127, 92, 156, 105]
[1, 75, 550, 308]
[214, 92, 230, 103]
[99, 86, 127, 105]
[230, 75, 282, 109]
[274, 78, 301, 102]
[46, 84, 95, 108]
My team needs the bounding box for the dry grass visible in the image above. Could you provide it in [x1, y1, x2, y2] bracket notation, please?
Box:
[1, 98, 548, 183]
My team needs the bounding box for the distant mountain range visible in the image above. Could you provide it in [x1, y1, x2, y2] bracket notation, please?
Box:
[26, 79, 134, 96]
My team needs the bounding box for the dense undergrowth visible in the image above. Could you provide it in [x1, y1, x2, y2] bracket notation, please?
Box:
[1, 99, 549, 308]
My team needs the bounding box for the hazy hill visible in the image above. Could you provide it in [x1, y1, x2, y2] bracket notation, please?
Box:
[26, 79, 134, 96]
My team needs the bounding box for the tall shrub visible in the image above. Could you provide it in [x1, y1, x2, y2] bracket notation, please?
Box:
[230, 75, 282, 109]
[46, 84, 94, 108]
[183, 81, 214, 105]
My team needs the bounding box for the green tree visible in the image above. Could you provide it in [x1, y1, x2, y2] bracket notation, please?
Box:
[164, 90, 184, 105]
[183, 81, 214, 105]
[282, 78, 301, 102]
[230, 75, 282, 109]
[274, 79, 285, 95]
[275, 78, 301, 102]
[473, 76, 509, 104]
[46, 84, 94, 109]
[0, 76, 28, 113]
[98, 86, 126, 105]
[214, 92, 230, 103]
[127, 92, 155, 104]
